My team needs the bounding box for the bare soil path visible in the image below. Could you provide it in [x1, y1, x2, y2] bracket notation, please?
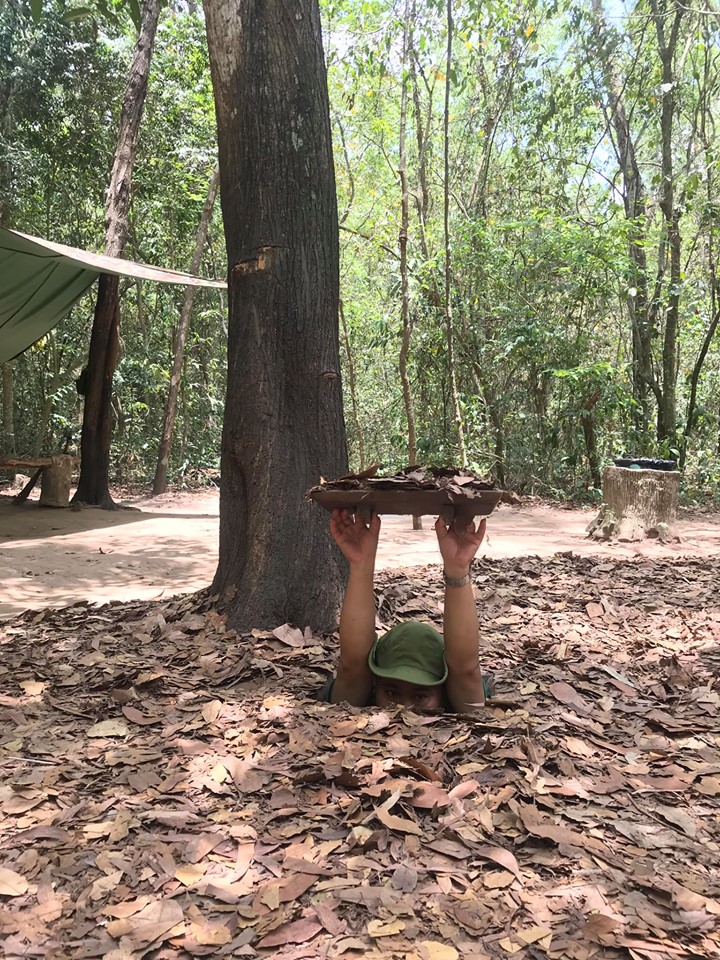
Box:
[1, 488, 719, 619]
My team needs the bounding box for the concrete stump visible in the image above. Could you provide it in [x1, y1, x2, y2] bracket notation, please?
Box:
[587, 465, 680, 542]
[39, 455, 75, 508]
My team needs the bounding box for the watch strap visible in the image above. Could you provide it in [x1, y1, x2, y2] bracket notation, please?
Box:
[443, 568, 472, 588]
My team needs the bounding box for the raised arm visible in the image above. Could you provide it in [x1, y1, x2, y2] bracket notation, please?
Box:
[328, 508, 381, 706]
[435, 515, 487, 712]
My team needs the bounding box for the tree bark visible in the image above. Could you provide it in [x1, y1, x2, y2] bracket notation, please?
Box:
[204, 0, 348, 631]
[73, 0, 161, 507]
[443, 0, 467, 466]
[153, 165, 220, 496]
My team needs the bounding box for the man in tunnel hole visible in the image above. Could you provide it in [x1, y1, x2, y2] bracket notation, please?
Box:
[322, 508, 492, 713]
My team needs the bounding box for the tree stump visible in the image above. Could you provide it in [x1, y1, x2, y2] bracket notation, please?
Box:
[39, 455, 75, 508]
[587, 465, 680, 542]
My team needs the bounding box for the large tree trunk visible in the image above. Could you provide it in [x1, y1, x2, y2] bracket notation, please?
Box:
[153, 165, 220, 496]
[73, 0, 161, 507]
[204, 0, 348, 631]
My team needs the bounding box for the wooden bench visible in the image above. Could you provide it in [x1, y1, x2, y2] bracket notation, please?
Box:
[0, 456, 78, 507]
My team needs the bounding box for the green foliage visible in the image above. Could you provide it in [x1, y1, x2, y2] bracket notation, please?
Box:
[4, 0, 720, 502]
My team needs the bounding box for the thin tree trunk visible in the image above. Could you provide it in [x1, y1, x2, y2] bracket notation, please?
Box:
[0, 33, 14, 470]
[2, 361, 14, 459]
[469, 361, 505, 487]
[153, 165, 220, 495]
[409, 27, 443, 312]
[581, 392, 602, 488]
[443, 0, 467, 467]
[651, 0, 683, 447]
[398, 0, 421, 529]
[339, 299, 365, 471]
[0, 1, 15, 231]
[590, 0, 657, 440]
[682, 31, 718, 468]
[204, 0, 347, 631]
[73, 0, 161, 507]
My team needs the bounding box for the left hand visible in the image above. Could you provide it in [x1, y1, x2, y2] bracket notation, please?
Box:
[434, 515, 487, 576]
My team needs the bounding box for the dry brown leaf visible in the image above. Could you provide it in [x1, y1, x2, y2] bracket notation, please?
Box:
[426, 838, 469, 859]
[368, 918, 406, 937]
[448, 779, 480, 802]
[122, 705, 162, 725]
[0, 868, 28, 897]
[174, 863, 207, 887]
[548, 681, 591, 715]
[279, 872, 317, 903]
[390, 862, 418, 892]
[375, 805, 422, 835]
[654, 803, 698, 838]
[497, 937, 523, 955]
[518, 803, 610, 854]
[695, 776, 720, 796]
[90, 869, 123, 901]
[272, 623, 305, 647]
[87, 718, 129, 738]
[410, 782, 451, 809]
[409, 942, 460, 960]
[475, 845, 522, 881]
[515, 926, 552, 945]
[259, 883, 281, 910]
[188, 920, 232, 945]
[184, 833, 222, 863]
[101, 898, 153, 919]
[201, 699, 223, 723]
[483, 870, 515, 889]
[256, 918, 322, 949]
[313, 900, 346, 936]
[106, 898, 185, 946]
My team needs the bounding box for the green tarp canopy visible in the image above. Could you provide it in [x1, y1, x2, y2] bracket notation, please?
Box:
[0, 227, 227, 364]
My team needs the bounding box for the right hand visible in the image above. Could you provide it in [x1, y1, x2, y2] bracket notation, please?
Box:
[330, 508, 381, 567]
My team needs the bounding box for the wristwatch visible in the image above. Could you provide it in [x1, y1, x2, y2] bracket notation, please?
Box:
[443, 568, 472, 588]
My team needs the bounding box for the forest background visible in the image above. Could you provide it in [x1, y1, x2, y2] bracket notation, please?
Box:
[2, 0, 720, 503]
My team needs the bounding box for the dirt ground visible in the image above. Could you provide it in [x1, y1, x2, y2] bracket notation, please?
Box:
[2, 486, 719, 620]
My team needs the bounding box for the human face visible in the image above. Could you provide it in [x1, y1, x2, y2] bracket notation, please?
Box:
[374, 678, 443, 711]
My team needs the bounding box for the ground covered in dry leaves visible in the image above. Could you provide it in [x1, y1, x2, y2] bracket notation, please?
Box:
[1, 553, 719, 960]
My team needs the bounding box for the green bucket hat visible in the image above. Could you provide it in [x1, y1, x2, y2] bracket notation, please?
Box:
[368, 621, 448, 687]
